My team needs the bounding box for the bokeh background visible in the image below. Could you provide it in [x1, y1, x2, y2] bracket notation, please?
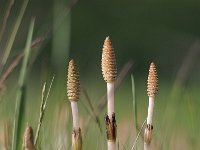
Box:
[0, 0, 200, 149]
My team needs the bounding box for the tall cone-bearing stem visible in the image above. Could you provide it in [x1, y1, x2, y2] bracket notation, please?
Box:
[101, 36, 117, 150]
[144, 62, 158, 150]
[102, 36, 117, 118]
[67, 59, 82, 150]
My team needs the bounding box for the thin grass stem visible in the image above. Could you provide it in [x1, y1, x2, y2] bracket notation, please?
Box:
[131, 75, 138, 150]
[11, 18, 35, 150]
[34, 75, 55, 145]
[0, 0, 29, 74]
[131, 119, 147, 150]
[0, 0, 15, 42]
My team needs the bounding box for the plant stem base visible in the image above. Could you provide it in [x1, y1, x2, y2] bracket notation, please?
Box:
[105, 113, 117, 142]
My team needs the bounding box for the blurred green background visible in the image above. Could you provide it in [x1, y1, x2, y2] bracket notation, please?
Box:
[0, 0, 200, 149]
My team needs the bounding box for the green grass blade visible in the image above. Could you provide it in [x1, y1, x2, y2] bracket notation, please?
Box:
[131, 75, 138, 150]
[52, 0, 70, 71]
[131, 75, 138, 130]
[0, 0, 15, 42]
[0, 0, 29, 74]
[11, 18, 35, 150]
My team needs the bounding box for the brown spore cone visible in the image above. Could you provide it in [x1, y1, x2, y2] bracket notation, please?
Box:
[67, 59, 80, 101]
[101, 36, 117, 83]
[147, 62, 158, 97]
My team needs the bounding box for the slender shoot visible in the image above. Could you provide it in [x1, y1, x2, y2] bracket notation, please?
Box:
[0, 0, 29, 74]
[131, 119, 147, 150]
[131, 75, 138, 150]
[67, 59, 82, 150]
[11, 18, 35, 150]
[101, 36, 117, 150]
[0, 0, 15, 42]
[144, 62, 158, 150]
[34, 75, 55, 145]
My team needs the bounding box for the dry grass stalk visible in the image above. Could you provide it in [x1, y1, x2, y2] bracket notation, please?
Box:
[23, 125, 35, 150]
[144, 62, 158, 150]
[101, 36, 117, 150]
[0, 54, 23, 90]
[175, 41, 200, 86]
[67, 59, 82, 150]
[0, 0, 15, 41]
[0, 35, 46, 91]
[34, 75, 55, 145]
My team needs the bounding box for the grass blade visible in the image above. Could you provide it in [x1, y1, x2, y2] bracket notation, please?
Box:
[11, 18, 35, 150]
[131, 75, 138, 131]
[131, 75, 138, 150]
[0, 0, 15, 42]
[0, 0, 29, 74]
[0, 35, 47, 90]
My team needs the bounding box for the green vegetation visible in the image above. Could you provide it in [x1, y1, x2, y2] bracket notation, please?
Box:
[0, 0, 200, 150]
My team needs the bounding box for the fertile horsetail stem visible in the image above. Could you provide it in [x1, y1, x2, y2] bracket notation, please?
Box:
[144, 62, 158, 150]
[67, 59, 82, 150]
[101, 36, 117, 150]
